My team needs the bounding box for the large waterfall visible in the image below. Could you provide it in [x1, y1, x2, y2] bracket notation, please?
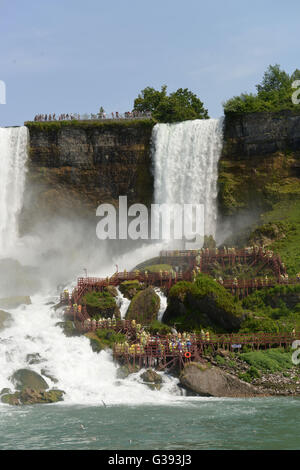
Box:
[0, 126, 182, 405]
[0, 120, 224, 406]
[152, 118, 223, 240]
[0, 127, 28, 255]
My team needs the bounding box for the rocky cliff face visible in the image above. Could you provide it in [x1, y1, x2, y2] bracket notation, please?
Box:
[22, 113, 300, 239]
[218, 111, 300, 226]
[21, 120, 154, 230]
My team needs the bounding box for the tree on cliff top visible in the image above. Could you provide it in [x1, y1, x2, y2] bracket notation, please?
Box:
[223, 64, 300, 114]
[133, 85, 209, 123]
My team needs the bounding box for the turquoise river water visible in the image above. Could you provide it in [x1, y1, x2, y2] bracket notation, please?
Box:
[0, 398, 299, 450]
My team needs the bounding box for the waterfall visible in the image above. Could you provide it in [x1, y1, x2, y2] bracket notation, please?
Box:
[152, 118, 223, 240]
[0, 127, 28, 255]
[155, 288, 167, 322]
[116, 287, 130, 319]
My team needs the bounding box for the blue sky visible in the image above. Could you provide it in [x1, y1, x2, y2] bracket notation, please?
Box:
[0, 0, 299, 126]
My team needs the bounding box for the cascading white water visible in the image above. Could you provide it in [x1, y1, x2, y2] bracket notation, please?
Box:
[116, 288, 130, 319]
[152, 118, 223, 239]
[0, 127, 28, 255]
[0, 295, 183, 405]
[0, 126, 184, 404]
[155, 288, 167, 322]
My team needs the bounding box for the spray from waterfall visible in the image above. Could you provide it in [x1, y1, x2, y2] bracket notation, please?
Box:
[152, 118, 223, 240]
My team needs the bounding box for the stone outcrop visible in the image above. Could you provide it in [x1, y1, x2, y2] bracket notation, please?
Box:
[11, 369, 49, 390]
[180, 362, 261, 397]
[22, 120, 154, 231]
[126, 287, 160, 324]
[218, 110, 300, 221]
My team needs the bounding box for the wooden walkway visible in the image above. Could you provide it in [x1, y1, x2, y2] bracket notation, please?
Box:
[69, 319, 299, 370]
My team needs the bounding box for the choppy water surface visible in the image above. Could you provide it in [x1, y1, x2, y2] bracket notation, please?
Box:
[0, 398, 299, 450]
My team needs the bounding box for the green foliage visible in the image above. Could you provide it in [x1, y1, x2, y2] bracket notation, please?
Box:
[223, 65, 300, 114]
[82, 290, 116, 310]
[194, 274, 242, 317]
[240, 348, 294, 372]
[133, 85, 209, 123]
[165, 274, 243, 332]
[25, 119, 155, 131]
[95, 328, 126, 347]
[240, 283, 300, 332]
[142, 264, 173, 273]
[238, 366, 261, 383]
[215, 354, 226, 365]
[147, 320, 172, 335]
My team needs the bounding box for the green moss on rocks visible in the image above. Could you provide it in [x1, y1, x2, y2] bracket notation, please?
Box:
[126, 287, 160, 324]
[119, 280, 144, 300]
[163, 273, 243, 332]
[85, 328, 126, 352]
[82, 289, 120, 318]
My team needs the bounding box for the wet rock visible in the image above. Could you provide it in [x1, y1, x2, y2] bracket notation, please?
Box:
[41, 369, 58, 384]
[0, 388, 12, 396]
[140, 369, 162, 391]
[116, 364, 140, 379]
[26, 353, 43, 365]
[180, 362, 261, 398]
[11, 369, 49, 391]
[126, 287, 160, 324]
[56, 321, 80, 337]
[1, 388, 65, 405]
[141, 369, 162, 384]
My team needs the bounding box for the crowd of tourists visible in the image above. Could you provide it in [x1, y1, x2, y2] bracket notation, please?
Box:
[33, 110, 151, 122]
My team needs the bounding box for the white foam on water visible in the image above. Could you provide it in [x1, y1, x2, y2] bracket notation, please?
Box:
[0, 294, 184, 406]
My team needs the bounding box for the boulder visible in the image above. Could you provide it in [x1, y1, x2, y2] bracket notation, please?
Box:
[180, 363, 261, 397]
[56, 321, 81, 337]
[140, 368, 162, 384]
[140, 369, 162, 390]
[26, 353, 43, 365]
[0, 310, 12, 330]
[126, 287, 160, 324]
[116, 364, 140, 379]
[11, 369, 49, 391]
[1, 388, 64, 405]
[163, 274, 243, 332]
[0, 296, 31, 310]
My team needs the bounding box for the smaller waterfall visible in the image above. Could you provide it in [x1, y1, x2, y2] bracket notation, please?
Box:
[116, 288, 131, 319]
[155, 288, 168, 322]
[0, 127, 28, 255]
